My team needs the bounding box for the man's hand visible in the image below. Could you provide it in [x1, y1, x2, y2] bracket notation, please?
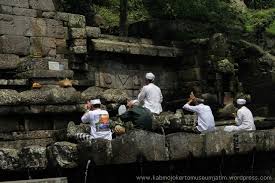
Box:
[190, 91, 196, 100]
[232, 113, 236, 118]
[114, 125, 126, 135]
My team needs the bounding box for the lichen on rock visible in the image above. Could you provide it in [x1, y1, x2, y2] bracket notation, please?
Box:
[216, 58, 235, 74]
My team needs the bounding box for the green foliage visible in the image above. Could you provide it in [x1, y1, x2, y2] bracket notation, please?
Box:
[94, 0, 150, 27]
[266, 21, 275, 35]
[245, 0, 275, 9]
[244, 8, 275, 35]
[61, 0, 93, 14]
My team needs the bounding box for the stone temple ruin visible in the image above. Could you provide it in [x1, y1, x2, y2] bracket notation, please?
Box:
[0, 0, 275, 182]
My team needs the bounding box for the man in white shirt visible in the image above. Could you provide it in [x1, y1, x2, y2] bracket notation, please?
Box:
[137, 72, 163, 115]
[183, 92, 216, 133]
[224, 99, 256, 132]
[67, 99, 112, 141]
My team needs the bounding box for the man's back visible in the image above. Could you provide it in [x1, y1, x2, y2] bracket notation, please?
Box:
[138, 83, 163, 114]
[81, 109, 112, 140]
[183, 103, 215, 132]
[236, 106, 255, 130]
[120, 106, 152, 130]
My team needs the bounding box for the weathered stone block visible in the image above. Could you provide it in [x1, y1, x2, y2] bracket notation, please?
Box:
[0, 89, 21, 105]
[178, 68, 201, 82]
[20, 86, 81, 105]
[56, 38, 68, 54]
[166, 133, 204, 160]
[0, 148, 19, 170]
[20, 89, 51, 105]
[56, 12, 69, 22]
[45, 105, 78, 113]
[56, 38, 66, 48]
[13, 7, 37, 17]
[29, 0, 55, 11]
[19, 146, 48, 170]
[0, 0, 29, 8]
[0, 118, 20, 132]
[78, 140, 112, 165]
[111, 130, 167, 164]
[91, 39, 183, 57]
[70, 46, 87, 54]
[0, 14, 31, 36]
[16, 70, 74, 79]
[0, 54, 19, 69]
[0, 5, 12, 14]
[17, 57, 69, 72]
[205, 131, 234, 156]
[49, 87, 81, 104]
[72, 39, 86, 46]
[47, 142, 78, 168]
[101, 88, 129, 103]
[30, 18, 47, 37]
[42, 11, 56, 19]
[0, 35, 30, 55]
[30, 37, 56, 57]
[70, 28, 86, 39]
[0, 138, 54, 149]
[4, 177, 68, 183]
[68, 14, 85, 28]
[81, 86, 104, 101]
[30, 18, 64, 38]
[237, 130, 271, 153]
[86, 26, 101, 38]
[46, 19, 64, 38]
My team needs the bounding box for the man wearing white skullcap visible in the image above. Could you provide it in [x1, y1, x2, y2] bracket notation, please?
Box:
[67, 98, 112, 141]
[224, 98, 255, 132]
[183, 92, 216, 133]
[138, 72, 163, 114]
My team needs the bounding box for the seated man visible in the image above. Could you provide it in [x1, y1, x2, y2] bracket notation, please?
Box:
[114, 100, 153, 135]
[224, 99, 256, 132]
[138, 72, 163, 115]
[182, 92, 216, 133]
[67, 99, 112, 141]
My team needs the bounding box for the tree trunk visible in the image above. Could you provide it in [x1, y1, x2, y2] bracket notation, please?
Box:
[119, 0, 128, 37]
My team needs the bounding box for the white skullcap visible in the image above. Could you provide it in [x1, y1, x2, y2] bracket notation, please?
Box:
[237, 99, 246, 105]
[90, 99, 101, 105]
[145, 72, 155, 81]
[130, 99, 140, 106]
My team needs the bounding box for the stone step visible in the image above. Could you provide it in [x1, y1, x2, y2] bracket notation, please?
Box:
[2, 129, 275, 170]
[0, 130, 63, 141]
[1, 177, 67, 183]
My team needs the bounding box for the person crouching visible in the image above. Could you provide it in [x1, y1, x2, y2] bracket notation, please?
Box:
[224, 99, 256, 132]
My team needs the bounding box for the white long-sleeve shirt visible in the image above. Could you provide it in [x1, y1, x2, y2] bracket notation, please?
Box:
[224, 106, 255, 132]
[81, 109, 112, 140]
[183, 103, 216, 132]
[138, 83, 163, 114]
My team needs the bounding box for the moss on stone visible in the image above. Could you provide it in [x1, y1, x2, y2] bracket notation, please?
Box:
[244, 8, 275, 34]
[266, 21, 275, 36]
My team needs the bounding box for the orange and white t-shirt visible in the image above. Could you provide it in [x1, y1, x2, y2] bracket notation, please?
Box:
[81, 109, 112, 140]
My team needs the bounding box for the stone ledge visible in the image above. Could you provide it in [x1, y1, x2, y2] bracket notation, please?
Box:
[1, 177, 67, 183]
[0, 79, 28, 86]
[2, 129, 275, 170]
[16, 70, 74, 79]
[0, 138, 54, 149]
[0, 130, 63, 141]
[90, 39, 183, 57]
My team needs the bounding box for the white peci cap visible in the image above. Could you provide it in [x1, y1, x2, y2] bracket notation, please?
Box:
[145, 72, 155, 81]
[90, 99, 101, 105]
[237, 99, 246, 105]
[130, 99, 140, 105]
